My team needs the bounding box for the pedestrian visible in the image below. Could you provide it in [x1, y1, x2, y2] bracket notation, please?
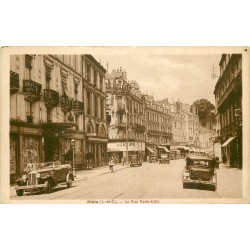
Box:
[25, 160, 33, 173]
[109, 158, 114, 173]
[121, 157, 125, 166]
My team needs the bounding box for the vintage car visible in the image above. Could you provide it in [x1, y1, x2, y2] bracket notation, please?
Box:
[129, 155, 142, 167]
[15, 161, 74, 196]
[182, 156, 217, 191]
[159, 154, 170, 164]
[149, 155, 158, 163]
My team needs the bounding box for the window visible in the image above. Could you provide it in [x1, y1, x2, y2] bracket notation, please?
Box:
[100, 75, 103, 91]
[25, 54, 33, 79]
[86, 64, 91, 82]
[94, 70, 97, 87]
[45, 66, 52, 89]
[87, 91, 91, 115]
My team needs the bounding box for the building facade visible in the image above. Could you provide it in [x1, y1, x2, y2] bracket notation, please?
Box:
[214, 54, 242, 168]
[10, 54, 107, 182]
[144, 95, 172, 158]
[105, 68, 172, 162]
[165, 100, 199, 148]
[105, 69, 146, 162]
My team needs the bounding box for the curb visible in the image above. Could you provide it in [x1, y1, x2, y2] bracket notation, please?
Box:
[73, 165, 129, 183]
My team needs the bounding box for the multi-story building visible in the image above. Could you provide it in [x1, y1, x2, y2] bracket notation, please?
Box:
[214, 54, 242, 168]
[144, 95, 172, 158]
[105, 69, 146, 162]
[82, 55, 108, 168]
[10, 54, 107, 182]
[198, 126, 214, 152]
[166, 100, 199, 148]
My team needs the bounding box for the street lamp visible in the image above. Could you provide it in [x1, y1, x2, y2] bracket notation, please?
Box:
[71, 138, 76, 177]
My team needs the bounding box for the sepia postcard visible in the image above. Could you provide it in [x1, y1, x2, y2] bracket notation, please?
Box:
[0, 46, 249, 204]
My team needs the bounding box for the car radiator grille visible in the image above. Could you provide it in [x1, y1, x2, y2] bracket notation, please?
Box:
[28, 173, 37, 185]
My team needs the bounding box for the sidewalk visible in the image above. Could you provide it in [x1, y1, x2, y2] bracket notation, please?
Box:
[74, 163, 129, 182]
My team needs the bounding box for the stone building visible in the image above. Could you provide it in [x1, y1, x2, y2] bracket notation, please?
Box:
[214, 54, 242, 168]
[105, 69, 146, 163]
[9, 54, 107, 182]
[144, 96, 172, 159]
[166, 100, 199, 149]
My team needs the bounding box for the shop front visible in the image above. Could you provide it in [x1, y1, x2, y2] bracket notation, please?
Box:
[86, 135, 108, 167]
[107, 141, 145, 163]
[10, 122, 42, 183]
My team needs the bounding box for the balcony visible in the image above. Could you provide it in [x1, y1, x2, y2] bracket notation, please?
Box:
[117, 122, 127, 129]
[60, 96, 73, 112]
[134, 123, 146, 132]
[73, 100, 84, 115]
[43, 89, 59, 108]
[23, 80, 42, 102]
[148, 130, 160, 135]
[10, 71, 19, 95]
[217, 70, 242, 111]
[106, 104, 111, 110]
[117, 103, 126, 113]
[221, 121, 238, 136]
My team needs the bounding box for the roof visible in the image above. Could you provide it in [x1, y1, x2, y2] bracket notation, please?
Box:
[186, 155, 213, 161]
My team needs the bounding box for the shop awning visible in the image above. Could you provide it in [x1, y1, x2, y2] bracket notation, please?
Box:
[156, 146, 163, 149]
[190, 147, 198, 152]
[221, 137, 236, 147]
[87, 137, 108, 143]
[146, 147, 154, 153]
[42, 122, 76, 130]
[162, 146, 170, 153]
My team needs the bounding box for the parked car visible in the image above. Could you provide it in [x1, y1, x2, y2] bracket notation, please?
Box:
[15, 161, 74, 196]
[182, 156, 217, 191]
[149, 155, 158, 163]
[129, 155, 142, 167]
[159, 154, 170, 164]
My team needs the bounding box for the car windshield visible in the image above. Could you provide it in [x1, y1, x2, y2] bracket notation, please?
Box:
[187, 159, 214, 168]
[34, 161, 61, 169]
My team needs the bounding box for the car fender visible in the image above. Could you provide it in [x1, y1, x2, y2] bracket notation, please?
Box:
[39, 175, 56, 186]
[66, 173, 74, 182]
[15, 179, 26, 186]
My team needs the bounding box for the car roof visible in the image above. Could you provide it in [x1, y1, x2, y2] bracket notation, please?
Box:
[186, 155, 213, 161]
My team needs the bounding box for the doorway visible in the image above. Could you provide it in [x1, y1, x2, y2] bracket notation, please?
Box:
[44, 137, 59, 161]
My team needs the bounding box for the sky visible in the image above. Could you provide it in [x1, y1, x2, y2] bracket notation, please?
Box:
[94, 54, 221, 105]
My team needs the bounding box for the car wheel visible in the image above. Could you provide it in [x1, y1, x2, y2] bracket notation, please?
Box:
[183, 183, 188, 189]
[67, 175, 73, 188]
[16, 189, 24, 196]
[44, 180, 51, 194]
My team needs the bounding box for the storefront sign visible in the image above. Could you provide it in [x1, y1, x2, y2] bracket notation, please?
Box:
[108, 142, 145, 152]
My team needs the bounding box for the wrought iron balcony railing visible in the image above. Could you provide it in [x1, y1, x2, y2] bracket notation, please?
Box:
[60, 96, 73, 112]
[10, 71, 19, 95]
[23, 79, 42, 102]
[73, 100, 84, 115]
[43, 89, 59, 107]
[134, 123, 146, 132]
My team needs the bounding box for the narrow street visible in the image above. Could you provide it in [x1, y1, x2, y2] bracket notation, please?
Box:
[11, 159, 242, 201]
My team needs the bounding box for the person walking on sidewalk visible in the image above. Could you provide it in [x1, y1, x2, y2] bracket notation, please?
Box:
[109, 158, 115, 173]
[121, 157, 125, 166]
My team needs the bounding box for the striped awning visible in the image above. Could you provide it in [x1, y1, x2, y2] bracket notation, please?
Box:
[162, 146, 170, 153]
[221, 137, 236, 147]
[146, 147, 154, 153]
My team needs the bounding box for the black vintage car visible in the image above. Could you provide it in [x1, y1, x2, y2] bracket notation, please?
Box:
[159, 154, 170, 164]
[129, 155, 142, 167]
[182, 156, 217, 191]
[149, 155, 158, 163]
[15, 161, 74, 196]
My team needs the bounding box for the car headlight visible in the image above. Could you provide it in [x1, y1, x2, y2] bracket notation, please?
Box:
[36, 173, 41, 178]
[22, 174, 27, 180]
